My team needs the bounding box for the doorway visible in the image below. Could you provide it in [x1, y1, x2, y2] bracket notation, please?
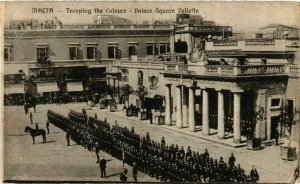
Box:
[270, 116, 280, 139]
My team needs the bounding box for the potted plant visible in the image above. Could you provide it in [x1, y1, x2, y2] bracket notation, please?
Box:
[247, 105, 266, 150]
[138, 109, 148, 120]
[280, 102, 297, 161]
[156, 106, 165, 125]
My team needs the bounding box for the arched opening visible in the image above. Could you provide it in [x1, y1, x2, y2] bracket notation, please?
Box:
[137, 71, 143, 86]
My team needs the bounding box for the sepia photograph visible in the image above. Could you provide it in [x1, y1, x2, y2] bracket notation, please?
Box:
[2, 1, 300, 183]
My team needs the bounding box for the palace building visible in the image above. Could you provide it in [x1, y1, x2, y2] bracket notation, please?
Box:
[4, 14, 299, 144]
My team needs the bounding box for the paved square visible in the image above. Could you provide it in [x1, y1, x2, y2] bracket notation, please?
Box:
[4, 103, 297, 183]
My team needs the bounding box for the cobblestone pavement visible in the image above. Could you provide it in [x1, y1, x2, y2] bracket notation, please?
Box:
[4, 103, 298, 183]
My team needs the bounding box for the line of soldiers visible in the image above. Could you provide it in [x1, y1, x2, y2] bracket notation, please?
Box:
[47, 110, 258, 183]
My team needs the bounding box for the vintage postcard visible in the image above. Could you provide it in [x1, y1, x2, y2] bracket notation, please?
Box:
[2, 1, 300, 183]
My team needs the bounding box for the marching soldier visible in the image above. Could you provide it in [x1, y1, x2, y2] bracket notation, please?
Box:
[132, 162, 138, 182]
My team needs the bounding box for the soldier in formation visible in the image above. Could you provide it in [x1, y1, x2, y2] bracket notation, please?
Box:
[47, 109, 258, 182]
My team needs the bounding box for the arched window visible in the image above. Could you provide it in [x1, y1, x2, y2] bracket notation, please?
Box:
[137, 71, 143, 86]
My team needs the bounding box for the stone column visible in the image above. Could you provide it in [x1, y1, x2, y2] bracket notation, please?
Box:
[217, 89, 225, 139]
[256, 89, 267, 140]
[165, 84, 172, 126]
[189, 87, 195, 132]
[176, 85, 183, 128]
[182, 86, 189, 127]
[202, 88, 209, 135]
[233, 92, 242, 143]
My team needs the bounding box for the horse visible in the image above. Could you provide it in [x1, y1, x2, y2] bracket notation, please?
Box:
[24, 126, 47, 144]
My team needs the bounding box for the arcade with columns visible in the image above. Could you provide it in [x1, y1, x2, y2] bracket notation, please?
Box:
[163, 74, 288, 144]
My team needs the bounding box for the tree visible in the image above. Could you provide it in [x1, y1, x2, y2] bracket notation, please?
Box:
[280, 102, 294, 148]
[135, 86, 148, 108]
[119, 84, 134, 106]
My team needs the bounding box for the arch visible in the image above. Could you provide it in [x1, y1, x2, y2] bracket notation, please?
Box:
[137, 71, 143, 86]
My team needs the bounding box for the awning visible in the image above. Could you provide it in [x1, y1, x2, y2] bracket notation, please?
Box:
[37, 82, 59, 93]
[88, 65, 106, 68]
[67, 82, 83, 92]
[205, 50, 246, 58]
[4, 84, 25, 94]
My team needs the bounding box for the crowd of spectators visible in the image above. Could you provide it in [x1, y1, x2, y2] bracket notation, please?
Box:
[4, 93, 90, 106]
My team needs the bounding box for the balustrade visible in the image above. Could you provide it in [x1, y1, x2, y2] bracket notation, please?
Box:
[204, 64, 285, 76]
[286, 65, 300, 76]
[205, 66, 218, 74]
[245, 39, 275, 46]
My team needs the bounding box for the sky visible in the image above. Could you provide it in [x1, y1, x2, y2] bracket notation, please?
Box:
[4, 1, 299, 33]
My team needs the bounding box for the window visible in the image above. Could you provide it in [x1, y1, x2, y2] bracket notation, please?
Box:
[159, 44, 170, 54]
[108, 46, 118, 58]
[149, 76, 159, 90]
[87, 47, 96, 59]
[37, 47, 48, 62]
[4, 47, 11, 62]
[147, 45, 155, 55]
[137, 71, 143, 86]
[69, 47, 79, 60]
[271, 98, 281, 107]
[129, 46, 137, 57]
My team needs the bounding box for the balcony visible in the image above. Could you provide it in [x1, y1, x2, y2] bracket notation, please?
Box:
[175, 25, 232, 34]
[27, 59, 114, 68]
[30, 76, 60, 82]
[206, 39, 297, 51]
[165, 64, 288, 77]
[113, 60, 165, 69]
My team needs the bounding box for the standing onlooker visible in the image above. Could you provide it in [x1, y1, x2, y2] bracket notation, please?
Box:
[24, 104, 28, 115]
[66, 129, 70, 146]
[120, 168, 128, 182]
[132, 162, 138, 182]
[30, 112, 33, 124]
[250, 165, 259, 183]
[148, 110, 153, 124]
[275, 128, 280, 146]
[94, 113, 98, 120]
[46, 120, 50, 134]
[100, 158, 107, 178]
[95, 142, 100, 163]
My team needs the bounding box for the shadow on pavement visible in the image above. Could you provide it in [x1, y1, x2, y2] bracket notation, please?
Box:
[106, 172, 121, 178]
[38, 140, 56, 144]
[8, 133, 28, 136]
